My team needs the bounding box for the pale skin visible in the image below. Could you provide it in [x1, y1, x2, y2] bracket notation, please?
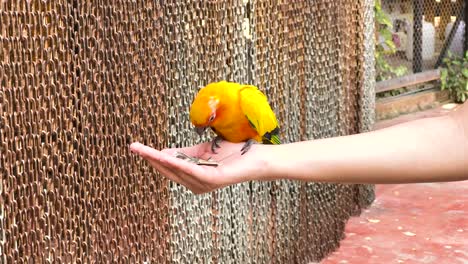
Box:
[130, 101, 468, 194]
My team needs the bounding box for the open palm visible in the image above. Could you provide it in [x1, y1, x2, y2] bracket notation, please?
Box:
[130, 141, 266, 194]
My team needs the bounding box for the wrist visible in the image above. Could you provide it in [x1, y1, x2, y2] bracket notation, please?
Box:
[251, 143, 283, 181]
[254, 140, 324, 183]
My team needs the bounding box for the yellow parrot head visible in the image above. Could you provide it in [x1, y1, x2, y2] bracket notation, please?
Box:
[189, 91, 221, 136]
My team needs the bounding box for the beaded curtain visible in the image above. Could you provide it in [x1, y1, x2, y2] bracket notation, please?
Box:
[1, 0, 375, 262]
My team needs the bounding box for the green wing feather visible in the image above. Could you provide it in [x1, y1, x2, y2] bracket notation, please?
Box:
[238, 85, 281, 144]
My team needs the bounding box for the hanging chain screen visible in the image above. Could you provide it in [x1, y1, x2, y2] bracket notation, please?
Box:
[1, 0, 375, 263]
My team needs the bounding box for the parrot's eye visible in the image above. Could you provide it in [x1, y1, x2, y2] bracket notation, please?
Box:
[208, 114, 216, 122]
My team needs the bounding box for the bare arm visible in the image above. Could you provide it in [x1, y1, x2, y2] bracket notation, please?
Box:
[130, 102, 468, 194]
[262, 102, 468, 184]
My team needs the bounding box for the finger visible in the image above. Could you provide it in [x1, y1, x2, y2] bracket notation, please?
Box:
[131, 141, 206, 159]
[130, 142, 193, 184]
[161, 142, 210, 157]
[147, 159, 208, 194]
[131, 142, 222, 188]
[148, 160, 206, 193]
[156, 152, 208, 178]
[131, 142, 216, 193]
[131, 142, 209, 182]
[146, 159, 185, 185]
[153, 151, 223, 188]
[131, 142, 179, 163]
[130, 142, 159, 156]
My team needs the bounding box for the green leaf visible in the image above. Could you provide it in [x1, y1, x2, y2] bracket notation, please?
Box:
[384, 39, 396, 51]
[393, 66, 407, 77]
[380, 28, 392, 40]
[440, 69, 447, 90]
[440, 69, 448, 81]
[380, 17, 393, 28]
[462, 68, 468, 78]
[374, 0, 393, 28]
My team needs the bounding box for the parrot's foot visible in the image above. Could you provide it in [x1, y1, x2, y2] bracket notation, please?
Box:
[240, 139, 257, 155]
[210, 136, 223, 154]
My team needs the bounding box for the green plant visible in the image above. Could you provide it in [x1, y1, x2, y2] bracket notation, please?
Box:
[440, 51, 468, 103]
[374, 0, 407, 85]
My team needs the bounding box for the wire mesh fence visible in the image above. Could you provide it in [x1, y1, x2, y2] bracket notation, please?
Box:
[376, 0, 466, 83]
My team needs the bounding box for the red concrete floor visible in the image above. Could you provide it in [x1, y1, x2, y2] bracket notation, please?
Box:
[321, 104, 468, 264]
[321, 183, 468, 264]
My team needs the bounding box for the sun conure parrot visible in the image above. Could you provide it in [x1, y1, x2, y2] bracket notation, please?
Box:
[189, 80, 281, 155]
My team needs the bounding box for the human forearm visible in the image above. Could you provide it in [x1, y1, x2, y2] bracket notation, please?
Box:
[260, 109, 467, 184]
[130, 103, 467, 194]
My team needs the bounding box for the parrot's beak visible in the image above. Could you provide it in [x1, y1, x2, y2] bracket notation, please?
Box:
[195, 126, 207, 136]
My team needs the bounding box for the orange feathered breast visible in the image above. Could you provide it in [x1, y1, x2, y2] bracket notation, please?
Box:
[210, 100, 263, 143]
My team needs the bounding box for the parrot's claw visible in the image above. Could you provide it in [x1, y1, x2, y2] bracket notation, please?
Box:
[240, 139, 257, 155]
[210, 136, 223, 154]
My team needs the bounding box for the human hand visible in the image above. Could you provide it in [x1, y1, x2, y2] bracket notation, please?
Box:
[129, 141, 270, 194]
